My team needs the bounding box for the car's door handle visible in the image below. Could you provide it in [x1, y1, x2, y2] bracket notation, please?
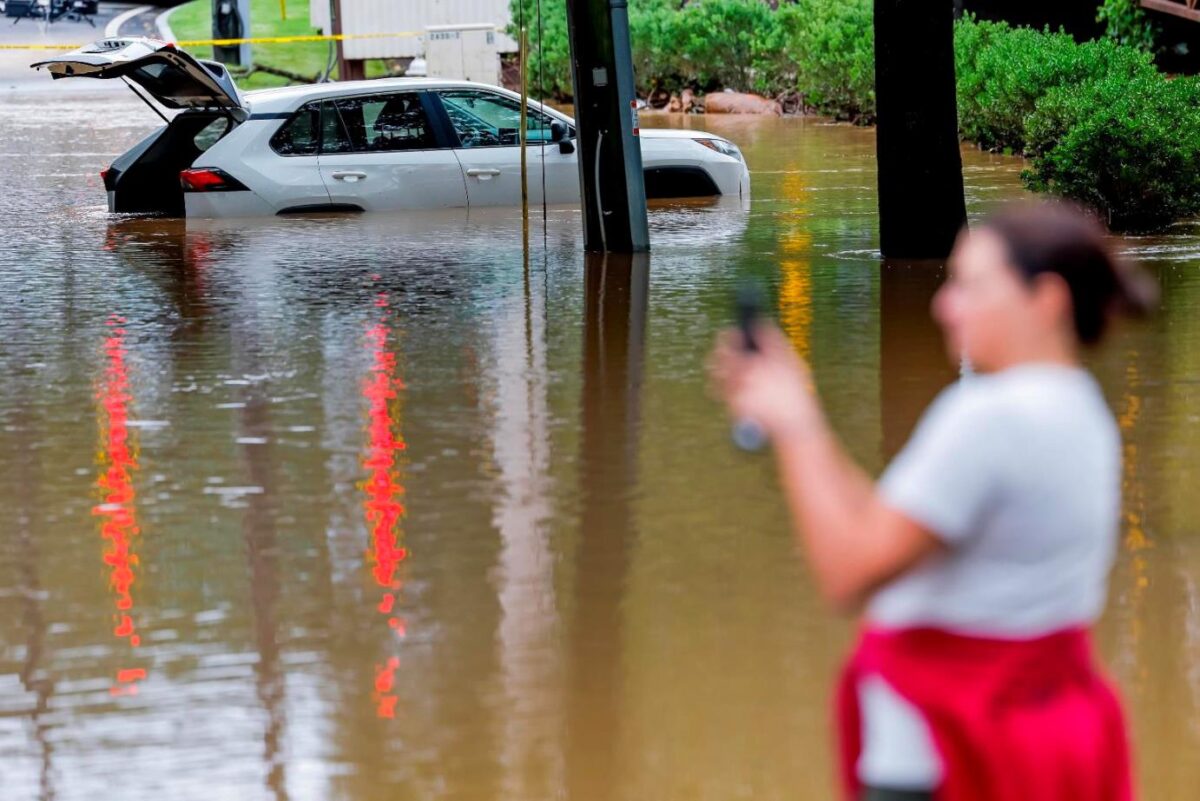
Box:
[331, 171, 367, 182]
[466, 168, 501, 179]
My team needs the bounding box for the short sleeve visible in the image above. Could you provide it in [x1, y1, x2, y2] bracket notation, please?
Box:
[878, 384, 1002, 545]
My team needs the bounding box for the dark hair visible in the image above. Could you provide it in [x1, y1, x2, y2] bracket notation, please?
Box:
[981, 201, 1158, 345]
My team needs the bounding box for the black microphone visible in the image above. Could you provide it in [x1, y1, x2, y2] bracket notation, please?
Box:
[732, 285, 768, 452]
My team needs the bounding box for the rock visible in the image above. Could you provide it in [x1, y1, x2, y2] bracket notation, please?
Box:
[778, 91, 802, 115]
[667, 94, 683, 113]
[648, 88, 671, 109]
[680, 87, 698, 113]
[703, 91, 782, 115]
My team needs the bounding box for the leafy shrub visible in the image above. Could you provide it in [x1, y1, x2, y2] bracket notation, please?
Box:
[508, 0, 572, 98]
[511, 0, 871, 103]
[954, 21, 1155, 153]
[669, 0, 781, 93]
[1023, 73, 1200, 231]
[779, 0, 874, 120]
[1097, 0, 1158, 52]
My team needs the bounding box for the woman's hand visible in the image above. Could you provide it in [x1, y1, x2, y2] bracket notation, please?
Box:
[709, 323, 821, 441]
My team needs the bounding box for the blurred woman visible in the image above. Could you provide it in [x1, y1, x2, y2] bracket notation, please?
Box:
[711, 202, 1155, 801]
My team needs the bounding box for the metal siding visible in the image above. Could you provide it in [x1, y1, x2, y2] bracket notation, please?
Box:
[331, 0, 517, 60]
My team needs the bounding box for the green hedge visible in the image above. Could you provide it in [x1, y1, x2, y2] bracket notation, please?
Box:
[955, 21, 1155, 153]
[1023, 74, 1200, 230]
[956, 15, 1200, 230]
[508, 0, 1200, 229]
[510, 0, 874, 117]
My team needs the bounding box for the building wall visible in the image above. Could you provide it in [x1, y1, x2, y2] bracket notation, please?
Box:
[310, 0, 518, 60]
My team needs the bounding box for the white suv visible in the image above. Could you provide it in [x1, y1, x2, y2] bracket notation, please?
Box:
[34, 38, 751, 219]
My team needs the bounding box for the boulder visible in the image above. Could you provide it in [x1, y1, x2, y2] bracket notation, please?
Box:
[647, 87, 671, 109]
[704, 91, 782, 115]
[680, 87, 698, 113]
[667, 94, 683, 113]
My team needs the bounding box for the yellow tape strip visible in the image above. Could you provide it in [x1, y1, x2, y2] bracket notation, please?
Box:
[2, 28, 497, 51]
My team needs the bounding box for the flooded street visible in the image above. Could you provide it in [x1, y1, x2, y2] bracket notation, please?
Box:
[1, 91, 1198, 801]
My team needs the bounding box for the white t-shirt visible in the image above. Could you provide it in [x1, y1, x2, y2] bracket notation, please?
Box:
[857, 363, 1123, 788]
[870, 363, 1122, 635]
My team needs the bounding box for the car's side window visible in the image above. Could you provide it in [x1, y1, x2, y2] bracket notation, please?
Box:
[270, 102, 320, 156]
[439, 90, 559, 148]
[320, 101, 354, 154]
[194, 117, 231, 152]
[327, 93, 435, 153]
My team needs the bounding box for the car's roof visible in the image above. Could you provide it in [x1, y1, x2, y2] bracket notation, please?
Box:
[243, 78, 565, 115]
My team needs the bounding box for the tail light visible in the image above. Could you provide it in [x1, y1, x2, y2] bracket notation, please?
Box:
[101, 167, 118, 191]
[180, 167, 249, 193]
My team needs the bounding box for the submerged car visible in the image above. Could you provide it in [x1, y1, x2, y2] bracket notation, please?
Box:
[32, 38, 751, 218]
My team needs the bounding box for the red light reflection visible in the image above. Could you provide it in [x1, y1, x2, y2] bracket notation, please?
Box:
[92, 315, 147, 696]
[362, 285, 407, 718]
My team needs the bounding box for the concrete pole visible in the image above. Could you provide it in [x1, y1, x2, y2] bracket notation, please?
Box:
[874, 0, 966, 259]
[564, 0, 650, 252]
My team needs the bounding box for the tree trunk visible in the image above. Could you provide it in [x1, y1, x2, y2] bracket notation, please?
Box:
[874, 0, 967, 259]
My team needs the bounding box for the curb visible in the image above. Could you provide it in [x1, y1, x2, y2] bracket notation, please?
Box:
[155, 4, 177, 42]
[104, 4, 153, 38]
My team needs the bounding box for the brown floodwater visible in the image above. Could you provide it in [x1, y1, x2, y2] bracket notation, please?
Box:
[1, 91, 1198, 801]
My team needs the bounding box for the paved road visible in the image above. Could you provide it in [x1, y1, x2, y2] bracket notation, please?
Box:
[1, 2, 168, 88]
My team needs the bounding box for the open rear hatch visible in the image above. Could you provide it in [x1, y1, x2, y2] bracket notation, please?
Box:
[31, 37, 244, 113]
[32, 38, 246, 216]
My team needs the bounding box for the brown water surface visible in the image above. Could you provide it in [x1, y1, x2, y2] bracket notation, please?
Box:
[1, 94, 1198, 801]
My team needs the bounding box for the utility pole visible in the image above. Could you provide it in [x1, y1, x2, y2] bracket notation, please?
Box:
[564, 0, 650, 252]
[212, 0, 251, 67]
[874, 0, 966, 259]
[330, 0, 364, 81]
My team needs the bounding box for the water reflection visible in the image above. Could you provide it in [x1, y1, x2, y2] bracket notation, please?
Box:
[3, 97, 1200, 800]
[568, 253, 649, 801]
[93, 315, 147, 696]
[361, 281, 407, 719]
[486, 248, 564, 797]
[239, 394, 291, 801]
[878, 260, 958, 457]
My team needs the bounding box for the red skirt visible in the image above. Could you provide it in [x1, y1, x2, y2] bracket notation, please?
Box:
[836, 626, 1133, 801]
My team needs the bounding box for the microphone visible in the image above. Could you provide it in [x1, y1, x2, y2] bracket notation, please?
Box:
[733, 285, 768, 452]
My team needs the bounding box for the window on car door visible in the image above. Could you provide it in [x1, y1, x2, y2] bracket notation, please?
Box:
[439, 90, 560, 148]
[269, 102, 320, 156]
[315, 91, 468, 211]
[437, 90, 578, 206]
[256, 101, 331, 212]
[326, 93, 436, 152]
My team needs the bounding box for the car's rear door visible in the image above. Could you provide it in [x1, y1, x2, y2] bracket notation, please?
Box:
[317, 91, 468, 212]
[435, 89, 579, 207]
[240, 100, 334, 213]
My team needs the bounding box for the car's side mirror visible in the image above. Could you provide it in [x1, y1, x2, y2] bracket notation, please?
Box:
[551, 120, 575, 154]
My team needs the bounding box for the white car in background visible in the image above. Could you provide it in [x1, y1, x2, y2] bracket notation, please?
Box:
[33, 38, 751, 218]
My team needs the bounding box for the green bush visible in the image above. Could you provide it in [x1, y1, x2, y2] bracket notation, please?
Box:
[506, 0, 1200, 229]
[1097, 0, 1158, 52]
[779, 0, 874, 120]
[1023, 73, 1200, 230]
[508, 0, 572, 98]
[510, 0, 871, 103]
[954, 21, 1155, 153]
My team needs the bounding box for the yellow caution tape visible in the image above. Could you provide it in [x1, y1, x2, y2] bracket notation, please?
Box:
[2, 28, 498, 51]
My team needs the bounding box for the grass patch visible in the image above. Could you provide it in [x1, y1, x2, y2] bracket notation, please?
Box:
[168, 0, 391, 90]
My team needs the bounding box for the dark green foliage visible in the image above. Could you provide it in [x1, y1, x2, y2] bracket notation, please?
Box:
[780, 0, 874, 120]
[1097, 0, 1158, 52]
[508, 0, 1200, 229]
[1023, 74, 1200, 230]
[955, 21, 1155, 153]
[508, 0, 571, 98]
[508, 0, 874, 112]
